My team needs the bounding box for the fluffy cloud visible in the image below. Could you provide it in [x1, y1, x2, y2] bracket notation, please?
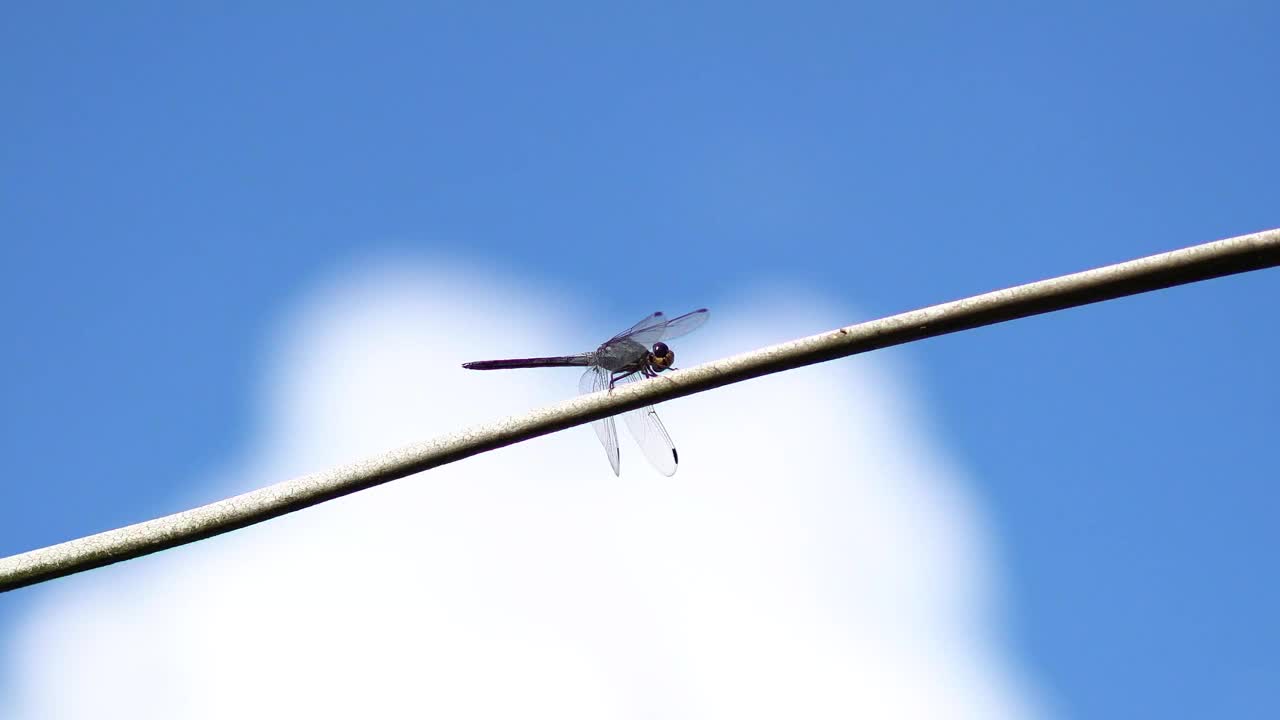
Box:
[3, 259, 1048, 719]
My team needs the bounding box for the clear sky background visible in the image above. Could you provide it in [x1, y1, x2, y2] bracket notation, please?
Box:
[2, 3, 1278, 718]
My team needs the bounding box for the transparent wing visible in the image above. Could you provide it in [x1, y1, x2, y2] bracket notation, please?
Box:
[606, 311, 668, 348]
[579, 367, 620, 476]
[607, 307, 709, 349]
[621, 405, 678, 476]
[651, 308, 709, 343]
[614, 373, 679, 476]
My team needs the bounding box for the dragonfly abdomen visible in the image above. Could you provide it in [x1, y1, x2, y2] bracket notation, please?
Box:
[462, 355, 591, 370]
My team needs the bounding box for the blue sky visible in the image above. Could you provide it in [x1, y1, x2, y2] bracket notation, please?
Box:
[2, 3, 1278, 717]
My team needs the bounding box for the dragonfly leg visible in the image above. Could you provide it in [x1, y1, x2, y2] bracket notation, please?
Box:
[607, 356, 667, 390]
[608, 364, 656, 390]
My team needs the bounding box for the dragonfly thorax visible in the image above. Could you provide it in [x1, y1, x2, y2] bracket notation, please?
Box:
[592, 339, 649, 372]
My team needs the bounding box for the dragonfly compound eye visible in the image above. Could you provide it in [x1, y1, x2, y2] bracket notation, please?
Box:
[651, 342, 675, 369]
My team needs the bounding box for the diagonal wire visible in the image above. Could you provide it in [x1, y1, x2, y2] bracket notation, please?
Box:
[2, 227, 1278, 593]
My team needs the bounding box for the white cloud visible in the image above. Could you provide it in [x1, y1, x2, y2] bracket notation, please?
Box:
[3, 257, 1050, 719]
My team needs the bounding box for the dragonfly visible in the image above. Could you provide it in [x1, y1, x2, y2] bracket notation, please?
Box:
[462, 309, 710, 476]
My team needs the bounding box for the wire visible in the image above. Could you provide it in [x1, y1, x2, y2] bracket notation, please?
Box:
[2, 227, 1278, 593]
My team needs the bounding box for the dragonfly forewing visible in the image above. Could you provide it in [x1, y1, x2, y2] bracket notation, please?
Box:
[651, 308, 709, 343]
[621, 405, 678, 476]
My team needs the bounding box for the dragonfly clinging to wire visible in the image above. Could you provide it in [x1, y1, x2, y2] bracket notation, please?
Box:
[462, 309, 709, 476]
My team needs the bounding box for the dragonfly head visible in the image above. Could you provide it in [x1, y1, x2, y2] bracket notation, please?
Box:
[650, 341, 675, 371]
